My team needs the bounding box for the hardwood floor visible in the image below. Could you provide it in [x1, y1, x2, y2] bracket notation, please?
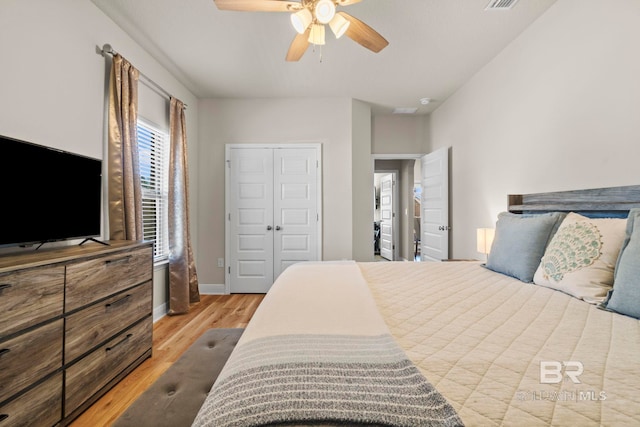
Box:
[69, 293, 264, 427]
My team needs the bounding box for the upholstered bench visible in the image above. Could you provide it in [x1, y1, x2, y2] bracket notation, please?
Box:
[113, 328, 243, 427]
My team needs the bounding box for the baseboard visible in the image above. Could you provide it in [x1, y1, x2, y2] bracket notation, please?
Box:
[152, 284, 227, 323]
[199, 283, 226, 295]
[153, 302, 167, 323]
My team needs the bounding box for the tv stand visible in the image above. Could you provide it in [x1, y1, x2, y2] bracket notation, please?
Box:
[0, 241, 153, 426]
[79, 238, 110, 246]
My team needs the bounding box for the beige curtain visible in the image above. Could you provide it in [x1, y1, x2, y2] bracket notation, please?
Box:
[108, 54, 143, 241]
[168, 97, 200, 315]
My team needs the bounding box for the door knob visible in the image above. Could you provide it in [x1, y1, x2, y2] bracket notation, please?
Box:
[267, 225, 273, 231]
[275, 226, 282, 231]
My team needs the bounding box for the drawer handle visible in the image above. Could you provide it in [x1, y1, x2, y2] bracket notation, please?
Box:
[0, 414, 8, 422]
[0, 349, 10, 358]
[0, 284, 12, 292]
[105, 255, 132, 266]
[105, 294, 132, 308]
[106, 333, 133, 353]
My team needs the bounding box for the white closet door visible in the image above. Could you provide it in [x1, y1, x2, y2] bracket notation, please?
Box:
[379, 173, 395, 261]
[228, 148, 274, 293]
[227, 145, 321, 293]
[273, 148, 318, 279]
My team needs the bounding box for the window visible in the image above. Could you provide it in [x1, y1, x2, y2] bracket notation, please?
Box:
[137, 118, 169, 263]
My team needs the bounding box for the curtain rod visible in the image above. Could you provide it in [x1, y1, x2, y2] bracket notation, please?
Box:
[99, 44, 187, 109]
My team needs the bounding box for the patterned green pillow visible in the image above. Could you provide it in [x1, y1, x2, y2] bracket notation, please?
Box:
[533, 212, 626, 303]
[601, 209, 640, 318]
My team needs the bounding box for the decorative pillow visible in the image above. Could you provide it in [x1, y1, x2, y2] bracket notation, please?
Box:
[601, 209, 640, 318]
[533, 212, 626, 303]
[485, 212, 566, 282]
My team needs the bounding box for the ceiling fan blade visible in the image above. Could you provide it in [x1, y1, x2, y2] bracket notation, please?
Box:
[286, 28, 310, 61]
[335, 0, 363, 5]
[213, 0, 302, 12]
[338, 11, 389, 53]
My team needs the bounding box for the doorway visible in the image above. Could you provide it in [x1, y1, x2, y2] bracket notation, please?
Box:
[373, 159, 418, 262]
[374, 171, 398, 261]
[372, 148, 450, 262]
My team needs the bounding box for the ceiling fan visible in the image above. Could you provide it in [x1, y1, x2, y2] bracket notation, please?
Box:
[213, 0, 389, 61]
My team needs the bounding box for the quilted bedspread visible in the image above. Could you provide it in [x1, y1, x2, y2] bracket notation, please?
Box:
[359, 261, 640, 426]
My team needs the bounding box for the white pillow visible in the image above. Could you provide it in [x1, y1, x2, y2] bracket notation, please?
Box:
[533, 212, 626, 303]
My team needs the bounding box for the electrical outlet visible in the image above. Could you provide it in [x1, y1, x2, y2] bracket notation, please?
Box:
[217, 258, 224, 268]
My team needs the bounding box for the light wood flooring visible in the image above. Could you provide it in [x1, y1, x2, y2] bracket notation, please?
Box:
[69, 293, 264, 427]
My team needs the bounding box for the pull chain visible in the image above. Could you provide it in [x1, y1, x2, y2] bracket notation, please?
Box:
[310, 43, 323, 63]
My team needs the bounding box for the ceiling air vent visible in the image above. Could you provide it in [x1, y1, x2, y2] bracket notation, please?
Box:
[392, 107, 418, 115]
[485, 0, 520, 10]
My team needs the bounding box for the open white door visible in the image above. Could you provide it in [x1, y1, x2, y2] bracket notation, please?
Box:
[379, 173, 395, 261]
[420, 147, 449, 261]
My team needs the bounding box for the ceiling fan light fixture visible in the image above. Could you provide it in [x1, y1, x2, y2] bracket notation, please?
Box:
[291, 8, 312, 34]
[308, 23, 326, 45]
[329, 13, 349, 38]
[315, 0, 336, 24]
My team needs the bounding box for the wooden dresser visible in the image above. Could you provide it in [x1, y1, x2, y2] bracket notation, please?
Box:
[0, 240, 153, 427]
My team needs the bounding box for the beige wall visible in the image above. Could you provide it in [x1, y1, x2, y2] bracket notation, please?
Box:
[351, 100, 375, 262]
[372, 115, 429, 155]
[197, 97, 358, 286]
[0, 0, 199, 317]
[429, 0, 640, 259]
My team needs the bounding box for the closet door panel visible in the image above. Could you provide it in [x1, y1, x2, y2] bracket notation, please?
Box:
[273, 148, 318, 279]
[229, 148, 274, 293]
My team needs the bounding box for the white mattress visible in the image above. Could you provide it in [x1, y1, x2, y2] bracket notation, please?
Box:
[359, 261, 640, 426]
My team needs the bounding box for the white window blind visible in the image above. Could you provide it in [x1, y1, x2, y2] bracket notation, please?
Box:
[137, 118, 169, 262]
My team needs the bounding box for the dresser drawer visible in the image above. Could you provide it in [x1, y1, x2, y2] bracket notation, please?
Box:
[65, 246, 152, 312]
[0, 319, 63, 404]
[0, 373, 62, 427]
[65, 281, 152, 363]
[0, 266, 64, 337]
[64, 319, 152, 415]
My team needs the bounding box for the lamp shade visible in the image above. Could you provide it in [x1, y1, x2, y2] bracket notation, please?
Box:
[315, 0, 336, 24]
[291, 8, 312, 34]
[308, 23, 326, 45]
[476, 228, 495, 255]
[329, 13, 350, 38]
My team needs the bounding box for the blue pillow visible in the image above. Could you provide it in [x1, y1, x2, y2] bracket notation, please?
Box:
[485, 212, 566, 282]
[601, 208, 640, 319]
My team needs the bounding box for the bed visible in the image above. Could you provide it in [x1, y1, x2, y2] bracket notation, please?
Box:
[192, 185, 640, 427]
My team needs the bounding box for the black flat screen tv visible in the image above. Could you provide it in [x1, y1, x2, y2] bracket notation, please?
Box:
[0, 134, 102, 247]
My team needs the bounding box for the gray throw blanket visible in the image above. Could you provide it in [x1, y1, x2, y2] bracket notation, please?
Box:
[192, 334, 462, 426]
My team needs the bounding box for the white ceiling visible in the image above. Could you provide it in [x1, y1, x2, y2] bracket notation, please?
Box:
[90, 0, 557, 115]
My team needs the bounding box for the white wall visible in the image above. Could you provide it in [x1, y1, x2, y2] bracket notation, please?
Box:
[0, 0, 199, 317]
[429, 0, 640, 260]
[197, 97, 356, 286]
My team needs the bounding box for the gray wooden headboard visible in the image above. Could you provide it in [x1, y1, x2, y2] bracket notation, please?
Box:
[508, 185, 640, 217]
